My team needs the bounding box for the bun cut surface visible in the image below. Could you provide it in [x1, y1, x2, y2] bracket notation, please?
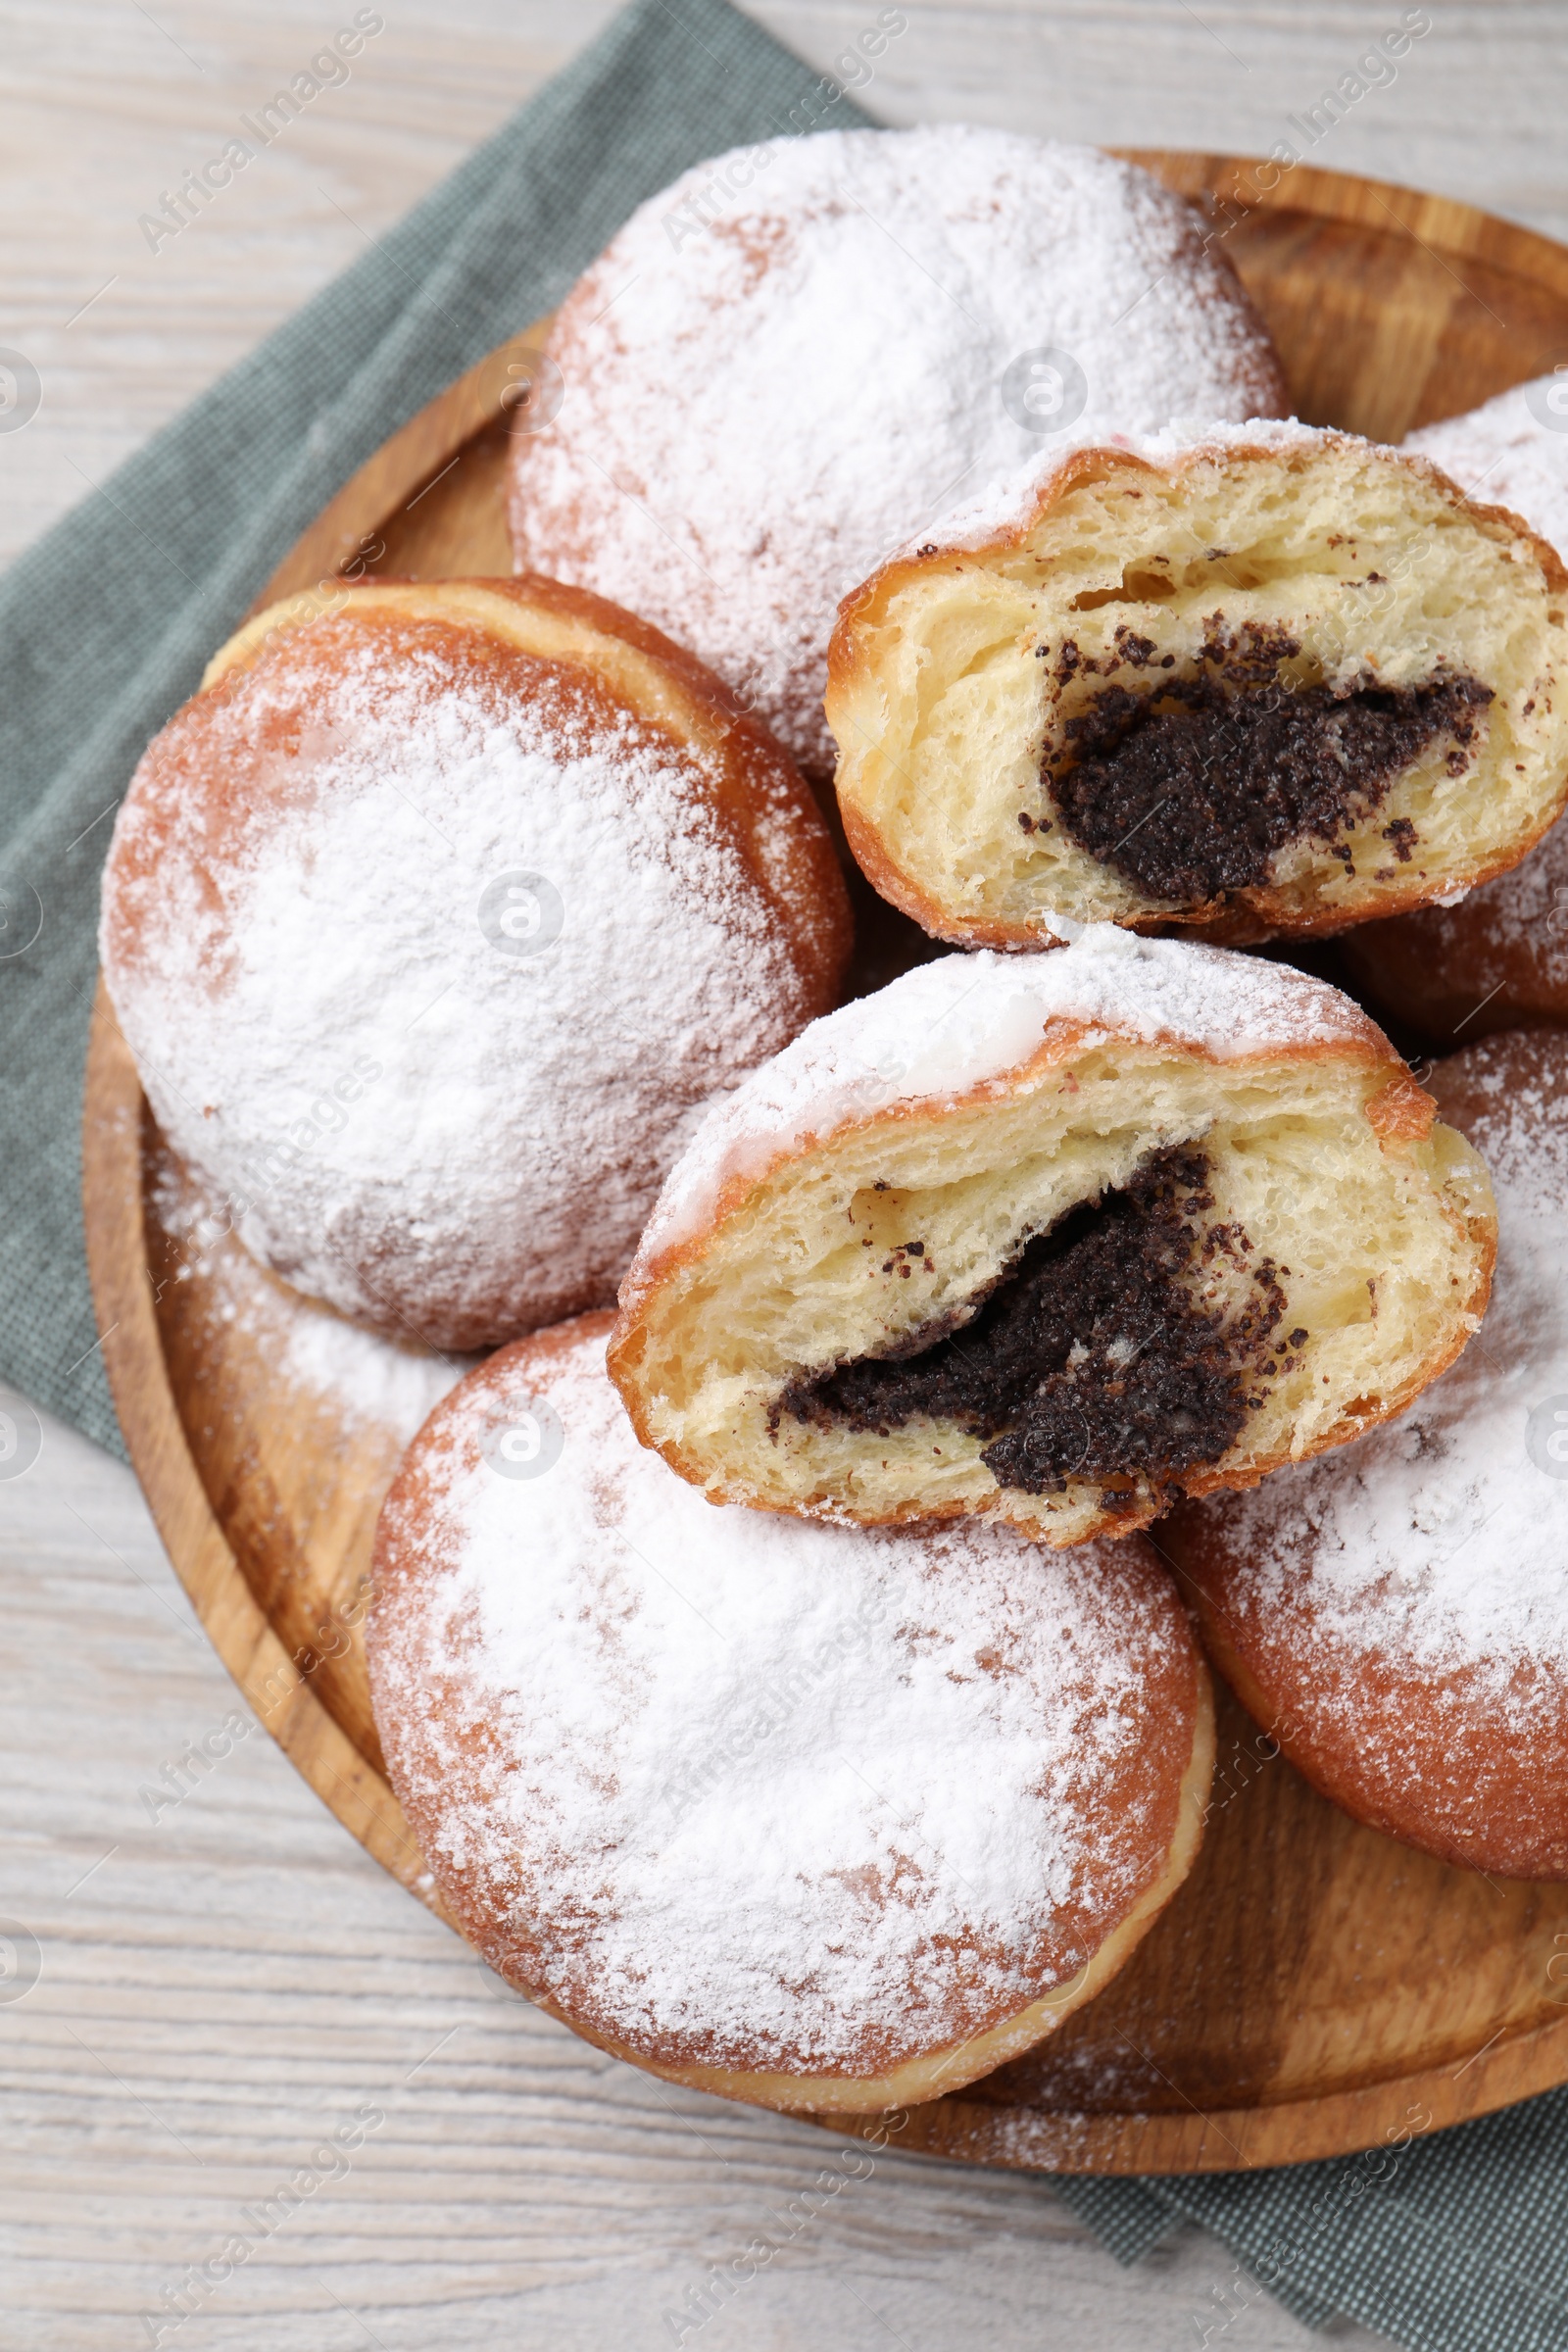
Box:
[1342, 379, 1568, 1041]
[829, 423, 1568, 948]
[610, 931, 1494, 1546]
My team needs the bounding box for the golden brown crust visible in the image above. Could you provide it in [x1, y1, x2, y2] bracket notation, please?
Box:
[105, 578, 853, 1350]
[827, 436, 1568, 951]
[544, 1665, 1215, 2116]
[1172, 1526, 1568, 1880]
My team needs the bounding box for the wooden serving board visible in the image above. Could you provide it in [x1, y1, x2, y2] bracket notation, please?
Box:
[82, 155, 1568, 2176]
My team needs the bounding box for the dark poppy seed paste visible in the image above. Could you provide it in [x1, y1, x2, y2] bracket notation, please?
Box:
[782, 1147, 1288, 1494]
[1040, 622, 1492, 903]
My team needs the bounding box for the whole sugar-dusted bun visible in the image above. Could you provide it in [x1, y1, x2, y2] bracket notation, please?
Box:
[368, 1313, 1214, 2113]
[608, 929, 1495, 1547]
[828, 422, 1568, 951]
[1163, 1028, 1568, 1879]
[510, 127, 1287, 774]
[100, 578, 850, 1352]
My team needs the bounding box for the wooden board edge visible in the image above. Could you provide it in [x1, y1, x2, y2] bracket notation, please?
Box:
[874, 2001, 1568, 2175]
[1114, 148, 1568, 301]
[254, 322, 553, 612]
[248, 161, 1568, 635]
[80, 967, 1568, 2176]
[79, 976, 453, 1924]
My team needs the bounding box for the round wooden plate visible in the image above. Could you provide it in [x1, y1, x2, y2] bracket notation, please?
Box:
[83, 153, 1568, 2176]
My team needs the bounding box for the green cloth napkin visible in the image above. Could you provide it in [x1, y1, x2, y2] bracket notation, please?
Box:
[3, 4, 1563, 2345]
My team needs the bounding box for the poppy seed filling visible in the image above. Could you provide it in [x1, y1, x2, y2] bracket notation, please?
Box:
[781, 1146, 1290, 1496]
[1033, 620, 1493, 903]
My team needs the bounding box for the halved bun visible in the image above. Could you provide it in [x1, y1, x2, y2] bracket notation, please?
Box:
[828, 422, 1568, 949]
[609, 932, 1494, 1546]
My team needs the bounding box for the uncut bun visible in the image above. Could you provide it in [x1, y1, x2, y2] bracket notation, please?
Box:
[828, 422, 1568, 948]
[369, 1314, 1214, 2113]
[609, 930, 1494, 1547]
[100, 577, 849, 1351]
[510, 126, 1286, 775]
[1163, 1029, 1568, 1879]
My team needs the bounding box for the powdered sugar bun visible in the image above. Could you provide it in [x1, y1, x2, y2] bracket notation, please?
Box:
[610, 930, 1495, 1547]
[368, 1313, 1214, 2113]
[1340, 377, 1568, 1038]
[1406, 373, 1568, 564]
[1163, 1028, 1568, 1879]
[100, 577, 850, 1351]
[509, 126, 1287, 775]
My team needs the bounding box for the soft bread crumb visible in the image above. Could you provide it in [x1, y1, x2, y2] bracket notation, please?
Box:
[611, 937, 1495, 1545]
[828, 425, 1568, 946]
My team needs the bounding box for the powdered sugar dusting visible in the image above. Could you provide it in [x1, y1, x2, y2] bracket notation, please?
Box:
[512, 126, 1286, 771]
[637, 930, 1380, 1260]
[1397, 379, 1568, 971]
[151, 1150, 469, 1446]
[1206, 1047, 1568, 1705]
[276, 1309, 468, 1442]
[1407, 376, 1568, 564]
[102, 614, 817, 1349]
[370, 1323, 1195, 2074]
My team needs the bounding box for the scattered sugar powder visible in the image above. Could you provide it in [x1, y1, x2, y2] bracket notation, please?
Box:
[1407, 376, 1568, 564]
[637, 928, 1378, 1260]
[1209, 1054, 1568, 1709]
[151, 1151, 469, 1446]
[276, 1308, 468, 1444]
[102, 618, 814, 1350]
[370, 1326, 1195, 2075]
[512, 126, 1286, 771]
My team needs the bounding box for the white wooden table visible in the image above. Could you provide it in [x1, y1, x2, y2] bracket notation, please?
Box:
[5, 4, 1565, 2342]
